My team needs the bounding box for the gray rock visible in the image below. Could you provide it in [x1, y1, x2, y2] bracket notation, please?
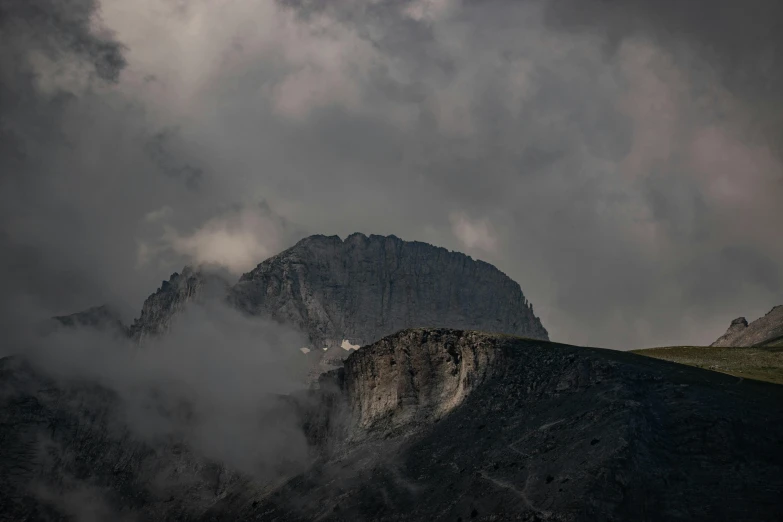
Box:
[711, 305, 783, 347]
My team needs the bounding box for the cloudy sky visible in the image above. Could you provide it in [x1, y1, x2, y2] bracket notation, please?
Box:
[1, 0, 781, 349]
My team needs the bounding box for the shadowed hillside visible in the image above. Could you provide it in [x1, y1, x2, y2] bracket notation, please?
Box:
[2, 330, 782, 521]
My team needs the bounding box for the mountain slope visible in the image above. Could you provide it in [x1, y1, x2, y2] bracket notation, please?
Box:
[238, 330, 783, 522]
[711, 305, 783, 347]
[2, 330, 782, 521]
[632, 344, 783, 385]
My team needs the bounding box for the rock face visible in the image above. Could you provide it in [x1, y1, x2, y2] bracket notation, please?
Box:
[711, 305, 783, 347]
[127, 267, 231, 342]
[2, 330, 783, 521]
[340, 330, 501, 442]
[230, 233, 548, 351]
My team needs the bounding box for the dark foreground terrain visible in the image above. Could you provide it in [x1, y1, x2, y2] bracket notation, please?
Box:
[2, 330, 783, 521]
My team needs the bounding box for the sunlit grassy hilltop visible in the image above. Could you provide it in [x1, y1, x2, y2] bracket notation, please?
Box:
[632, 344, 783, 385]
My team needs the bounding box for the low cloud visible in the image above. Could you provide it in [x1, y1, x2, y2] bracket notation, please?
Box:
[26, 300, 311, 479]
[449, 212, 498, 254]
[138, 203, 285, 275]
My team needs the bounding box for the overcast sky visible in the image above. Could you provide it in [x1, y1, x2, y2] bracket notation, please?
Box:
[2, 0, 782, 349]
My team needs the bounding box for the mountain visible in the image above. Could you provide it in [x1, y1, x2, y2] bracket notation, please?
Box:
[59, 233, 547, 359]
[2, 330, 782, 521]
[230, 233, 548, 351]
[711, 305, 783, 347]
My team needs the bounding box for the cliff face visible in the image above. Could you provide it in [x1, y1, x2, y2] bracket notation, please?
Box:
[711, 305, 783, 347]
[341, 329, 501, 441]
[230, 233, 548, 351]
[4, 330, 782, 521]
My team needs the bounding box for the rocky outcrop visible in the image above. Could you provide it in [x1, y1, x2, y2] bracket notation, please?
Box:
[127, 267, 231, 342]
[5, 330, 782, 521]
[711, 305, 783, 347]
[230, 233, 548, 352]
[341, 329, 501, 441]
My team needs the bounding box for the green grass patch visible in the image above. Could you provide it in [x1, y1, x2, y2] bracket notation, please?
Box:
[632, 345, 783, 385]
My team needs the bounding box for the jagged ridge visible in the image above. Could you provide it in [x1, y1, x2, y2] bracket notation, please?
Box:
[86, 234, 547, 351]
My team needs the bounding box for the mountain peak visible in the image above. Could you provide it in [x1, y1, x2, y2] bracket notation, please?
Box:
[231, 234, 548, 352]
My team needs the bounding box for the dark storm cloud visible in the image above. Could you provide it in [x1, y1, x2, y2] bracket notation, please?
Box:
[543, 0, 783, 147]
[1, 0, 781, 350]
[0, 0, 128, 344]
[0, 3, 316, 491]
[262, 0, 783, 347]
[0, 0, 298, 333]
[144, 128, 205, 189]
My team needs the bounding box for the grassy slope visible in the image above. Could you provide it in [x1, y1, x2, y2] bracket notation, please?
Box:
[632, 344, 783, 385]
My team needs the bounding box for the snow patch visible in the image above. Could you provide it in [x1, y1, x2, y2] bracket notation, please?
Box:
[341, 339, 360, 351]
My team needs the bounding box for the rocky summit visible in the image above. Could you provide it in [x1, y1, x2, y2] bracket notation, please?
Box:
[83, 233, 548, 354]
[711, 305, 783, 347]
[1, 330, 782, 521]
[230, 233, 548, 351]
